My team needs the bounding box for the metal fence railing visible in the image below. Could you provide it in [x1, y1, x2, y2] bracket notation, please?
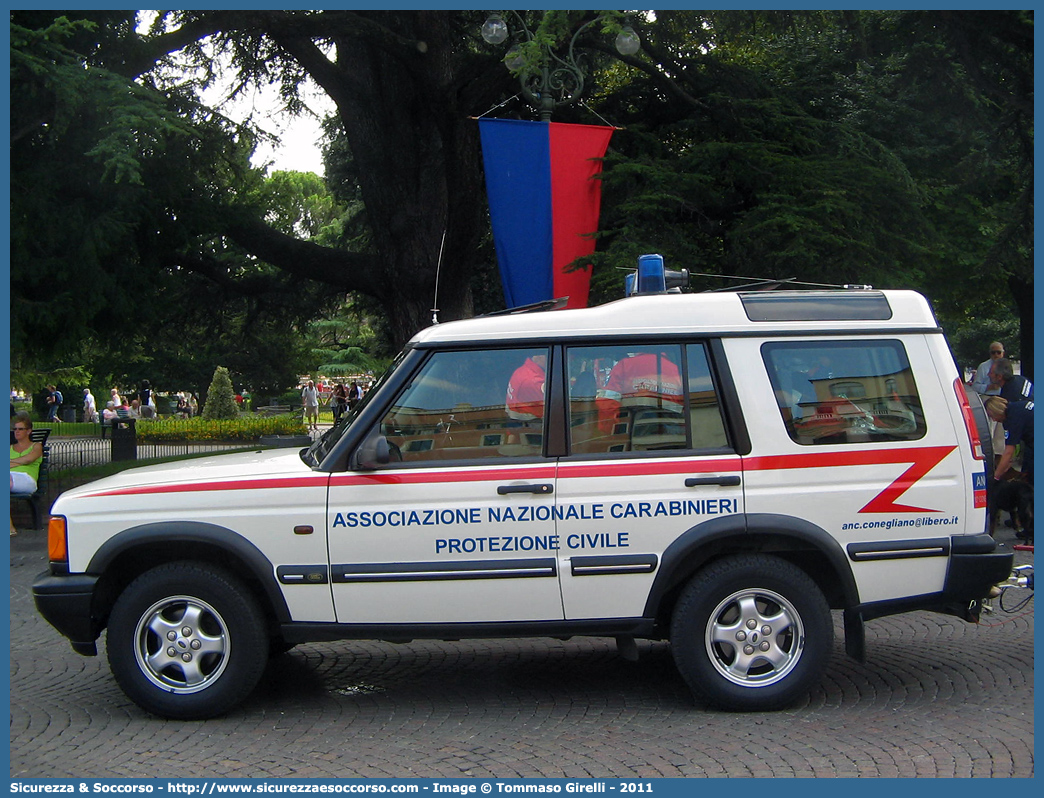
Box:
[47, 437, 257, 473]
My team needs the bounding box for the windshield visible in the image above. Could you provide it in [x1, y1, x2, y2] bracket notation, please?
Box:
[301, 352, 406, 467]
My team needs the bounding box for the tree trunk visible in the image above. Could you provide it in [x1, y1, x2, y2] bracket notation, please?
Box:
[265, 13, 491, 350]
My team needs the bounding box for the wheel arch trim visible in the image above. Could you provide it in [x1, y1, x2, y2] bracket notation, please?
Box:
[644, 513, 859, 617]
[86, 521, 292, 624]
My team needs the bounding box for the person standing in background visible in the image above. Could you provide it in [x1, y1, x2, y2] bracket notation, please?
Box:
[971, 342, 1006, 396]
[971, 342, 1006, 464]
[82, 388, 97, 423]
[302, 380, 320, 431]
[45, 385, 62, 423]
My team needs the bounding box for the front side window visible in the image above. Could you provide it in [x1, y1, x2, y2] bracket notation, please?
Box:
[379, 348, 548, 463]
[762, 340, 926, 445]
[567, 343, 728, 454]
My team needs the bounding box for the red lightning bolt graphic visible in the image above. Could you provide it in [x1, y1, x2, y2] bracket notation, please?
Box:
[744, 446, 957, 514]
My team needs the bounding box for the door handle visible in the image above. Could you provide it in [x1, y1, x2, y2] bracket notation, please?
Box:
[684, 476, 741, 488]
[497, 483, 554, 495]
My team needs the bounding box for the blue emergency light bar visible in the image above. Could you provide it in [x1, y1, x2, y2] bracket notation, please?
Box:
[626, 254, 690, 297]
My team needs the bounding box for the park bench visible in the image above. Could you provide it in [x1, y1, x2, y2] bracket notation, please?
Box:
[100, 408, 133, 439]
[10, 428, 51, 530]
[257, 405, 294, 417]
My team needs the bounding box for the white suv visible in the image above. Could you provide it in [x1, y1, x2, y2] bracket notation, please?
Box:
[34, 257, 1013, 718]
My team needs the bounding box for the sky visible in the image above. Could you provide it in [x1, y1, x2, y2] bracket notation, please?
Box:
[203, 76, 332, 176]
[140, 9, 332, 176]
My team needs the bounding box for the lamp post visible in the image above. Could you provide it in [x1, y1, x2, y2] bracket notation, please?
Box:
[481, 12, 640, 122]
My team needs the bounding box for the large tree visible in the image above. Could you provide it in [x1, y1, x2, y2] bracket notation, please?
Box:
[11, 10, 1032, 379]
[11, 10, 518, 358]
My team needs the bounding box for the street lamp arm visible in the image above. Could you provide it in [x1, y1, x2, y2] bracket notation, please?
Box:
[482, 11, 643, 121]
[563, 16, 603, 66]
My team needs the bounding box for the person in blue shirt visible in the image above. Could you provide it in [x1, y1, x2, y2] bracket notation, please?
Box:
[994, 358, 1033, 404]
[986, 396, 1034, 485]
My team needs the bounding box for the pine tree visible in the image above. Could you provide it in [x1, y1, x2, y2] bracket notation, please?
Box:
[202, 366, 239, 420]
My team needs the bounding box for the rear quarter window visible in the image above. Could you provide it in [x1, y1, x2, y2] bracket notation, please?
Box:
[762, 340, 926, 445]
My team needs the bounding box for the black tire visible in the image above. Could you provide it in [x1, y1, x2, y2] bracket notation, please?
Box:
[106, 561, 269, 719]
[670, 554, 832, 711]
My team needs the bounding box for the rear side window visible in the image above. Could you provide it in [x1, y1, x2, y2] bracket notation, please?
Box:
[762, 340, 926, 445]
[566, 343, 728, 454]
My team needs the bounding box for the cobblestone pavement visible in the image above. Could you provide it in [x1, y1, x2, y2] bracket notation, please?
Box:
[9, 528, 1033, 780]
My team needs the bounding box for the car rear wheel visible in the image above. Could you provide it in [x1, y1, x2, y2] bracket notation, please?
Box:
[107, 561, 268, 719]
[670, 554, 832, 711]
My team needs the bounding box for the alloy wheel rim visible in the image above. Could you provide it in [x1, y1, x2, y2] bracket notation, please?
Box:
[133, 596, 230, 694]
[704, 587, 805, 687]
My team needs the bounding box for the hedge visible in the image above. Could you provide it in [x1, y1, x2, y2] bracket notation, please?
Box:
[130, 414, 307, 443]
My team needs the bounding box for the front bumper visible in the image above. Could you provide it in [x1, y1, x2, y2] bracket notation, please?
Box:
[32, 571, 102, 655]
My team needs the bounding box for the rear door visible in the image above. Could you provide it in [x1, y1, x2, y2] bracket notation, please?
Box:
[554, 341, 744, 619]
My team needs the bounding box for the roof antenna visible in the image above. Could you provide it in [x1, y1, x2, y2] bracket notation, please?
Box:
[431, 229, 447, 325]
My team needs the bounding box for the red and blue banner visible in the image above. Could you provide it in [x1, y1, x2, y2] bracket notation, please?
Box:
[478, 118, 614, 309]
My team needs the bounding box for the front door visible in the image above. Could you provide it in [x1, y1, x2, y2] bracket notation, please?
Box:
[327, 346, 564, 624]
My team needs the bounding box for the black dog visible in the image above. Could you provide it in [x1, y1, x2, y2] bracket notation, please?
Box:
[989, 477, 1033, 541]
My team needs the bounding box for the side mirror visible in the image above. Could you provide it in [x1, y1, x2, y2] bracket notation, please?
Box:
[354, 433, 391, 470]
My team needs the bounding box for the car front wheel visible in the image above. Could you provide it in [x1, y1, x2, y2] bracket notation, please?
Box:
[106, 561, 268, 719]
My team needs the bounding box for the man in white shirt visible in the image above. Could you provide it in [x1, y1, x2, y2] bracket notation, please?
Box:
[971, 342, 1005, 396]
[82, 389, 98, 423]
[301, 380, 320, 431]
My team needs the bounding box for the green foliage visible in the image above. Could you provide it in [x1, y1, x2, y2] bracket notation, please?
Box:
[946, 317, 1021, 372]
[11, 366, 92, 396]
[252, 170, 348, 242]
[36, 415, 306, 442]
[585, 9, 1031, 376]
[201, 367, 239, 420]
[10, 11, 326, 396]
[506, 11, 628, 79]
[308, 302, 388, 378]
[10, 15, 195, 185]
[35, 422, 96, 436]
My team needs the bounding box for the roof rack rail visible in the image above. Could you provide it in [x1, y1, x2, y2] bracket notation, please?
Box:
[483, 297, 570, 317]
[691, 272, 873, 292]
[619, 256, 873, 296]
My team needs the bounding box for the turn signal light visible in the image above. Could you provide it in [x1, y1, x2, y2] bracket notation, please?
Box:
[47, 516, 68, 563]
